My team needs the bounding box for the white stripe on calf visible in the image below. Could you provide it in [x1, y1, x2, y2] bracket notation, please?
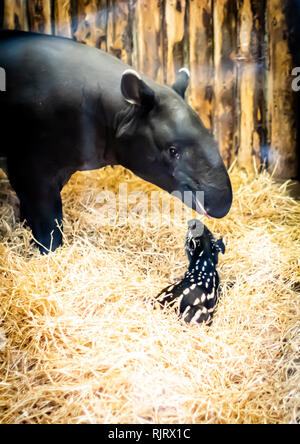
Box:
[191, 309, 202, 323]
[207, 292, 215, 300]
[158, 292, 173, 302]
[182, 306, 191, 319]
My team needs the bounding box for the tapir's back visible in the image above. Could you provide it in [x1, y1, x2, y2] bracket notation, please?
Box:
[0, 30, 128, 115]
[0, 31, 128, 165]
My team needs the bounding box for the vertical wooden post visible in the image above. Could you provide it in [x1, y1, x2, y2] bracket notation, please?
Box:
[236, 0, 267, 171]
[267, 0, 297, 178]
[133, 0, 164, 83]
[213, 0, 237, 168]
[3, 0, 28, 30]
[53, 0, 73, 38]
[189, 0, 214, 131]
[164, 0, 186, 86]
[75, 0, 107, 50]
[27, 0, 52, 34]
[107, 0, 132, 63]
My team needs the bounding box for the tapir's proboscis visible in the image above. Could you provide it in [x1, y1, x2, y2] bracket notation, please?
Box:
[0, 30, 232, 253]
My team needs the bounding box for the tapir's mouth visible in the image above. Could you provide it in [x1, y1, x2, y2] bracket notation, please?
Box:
[195, 196, 211, 219]
[180, 184, 211, 218]
[180, 180, 232, 219]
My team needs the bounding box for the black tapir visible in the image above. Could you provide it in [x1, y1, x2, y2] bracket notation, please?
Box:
[0, 30, 232, 253]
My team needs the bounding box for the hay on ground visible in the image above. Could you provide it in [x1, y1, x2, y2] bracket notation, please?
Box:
[0, 165, 299, 424]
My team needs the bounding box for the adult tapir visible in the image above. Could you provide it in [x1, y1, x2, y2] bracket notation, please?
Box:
[0, 30, 232, 253]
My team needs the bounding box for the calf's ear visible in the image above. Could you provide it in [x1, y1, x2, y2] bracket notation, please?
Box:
[121, 70, 156, 110]
[215, 238, 226, 255]
[172, 68, 190, 98]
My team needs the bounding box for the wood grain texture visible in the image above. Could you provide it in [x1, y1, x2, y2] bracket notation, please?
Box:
[0, 0, 298, 179]
[189, 0, 213, 131]
[213, 0, 237, 168]
[27, 0, 52, 34]
[75, 0, 107, 50]
[236, 0, 267, 171]
[133, 0, 164, 83]
[164, 0, 186, 85]
[267, 0, 297, 178]
[3, 0, 28, 30]
[53, 0, 72, 38]
[107, 0, 132, 63]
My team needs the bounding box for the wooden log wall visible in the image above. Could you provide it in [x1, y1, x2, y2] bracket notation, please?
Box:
[0, 0, 299, 179]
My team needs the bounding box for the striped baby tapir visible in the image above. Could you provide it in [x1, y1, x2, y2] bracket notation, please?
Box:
[155, 219, 225, 324]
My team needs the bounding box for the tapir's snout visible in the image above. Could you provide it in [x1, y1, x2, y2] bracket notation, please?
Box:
[176, 148, 233, 219]
[203, 182, 233, 218]
[202, 158, 233, 218]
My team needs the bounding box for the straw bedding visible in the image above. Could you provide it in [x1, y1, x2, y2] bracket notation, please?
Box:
[0, 164, 299, 424]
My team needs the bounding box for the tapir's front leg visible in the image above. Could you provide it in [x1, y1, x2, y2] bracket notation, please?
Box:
[21, 187, 63, 254]
[7, 159, 63, 254]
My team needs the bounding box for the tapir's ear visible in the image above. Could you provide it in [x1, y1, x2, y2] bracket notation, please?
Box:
[172, 68, 190, 98]
[121, 69, 156, 110]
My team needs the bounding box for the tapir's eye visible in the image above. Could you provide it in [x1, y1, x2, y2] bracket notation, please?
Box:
[169, 146, 180, 159]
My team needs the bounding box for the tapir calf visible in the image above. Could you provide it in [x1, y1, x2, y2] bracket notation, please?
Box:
[0, 30, 232, 253]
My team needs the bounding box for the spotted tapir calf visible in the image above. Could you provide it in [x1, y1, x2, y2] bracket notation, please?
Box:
[156, 220, 225, 324]
[0, 30, 232, 253]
